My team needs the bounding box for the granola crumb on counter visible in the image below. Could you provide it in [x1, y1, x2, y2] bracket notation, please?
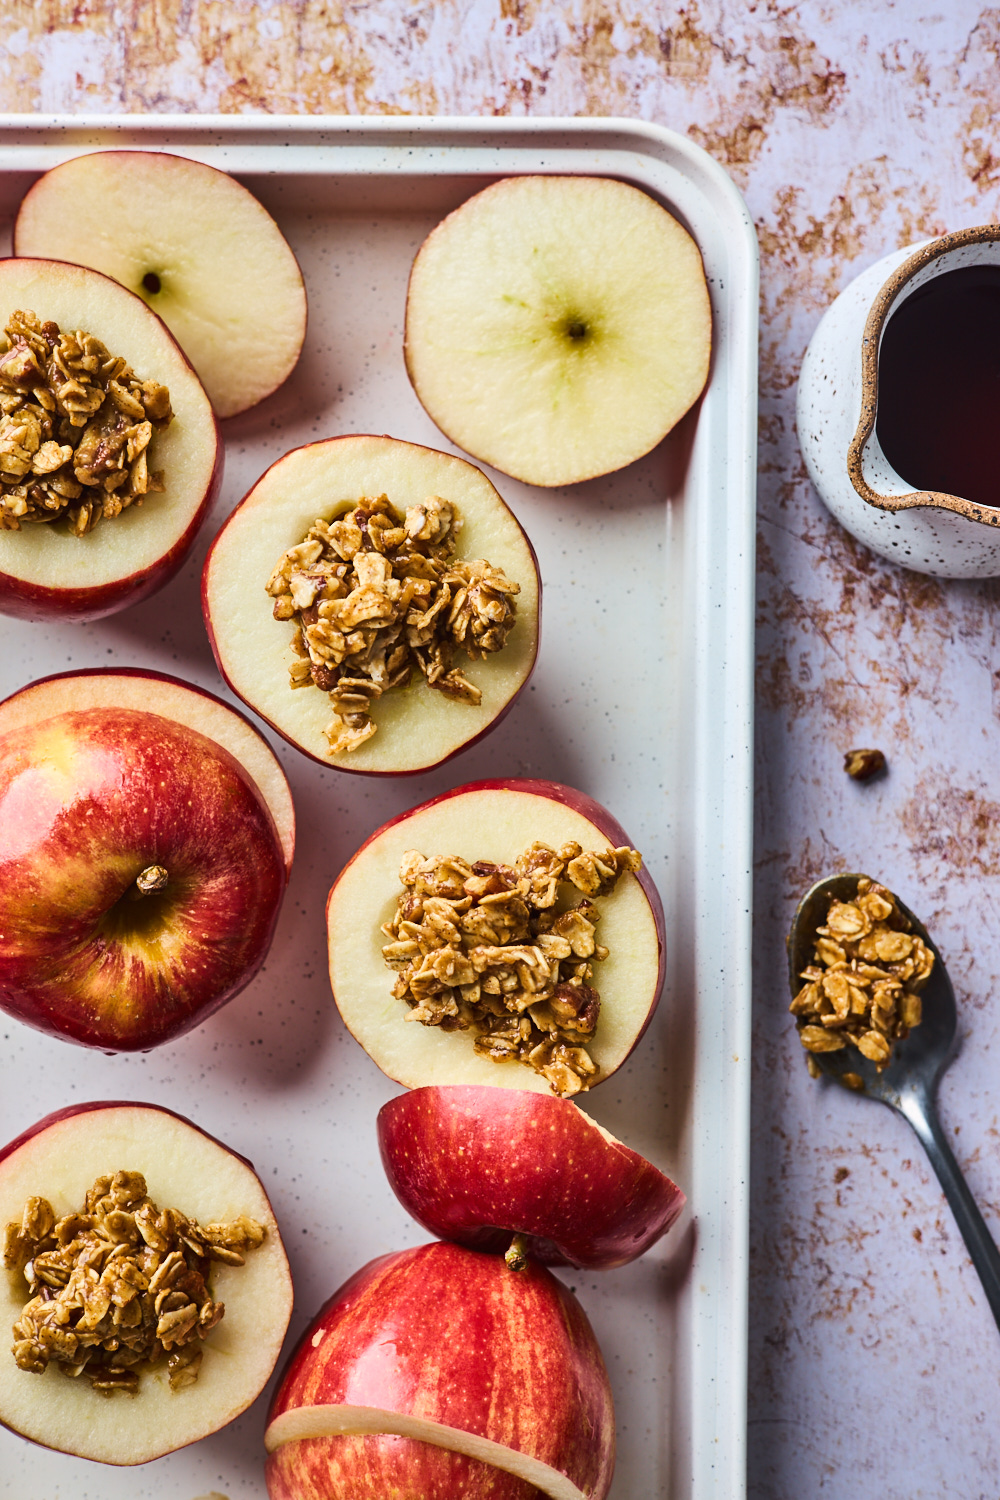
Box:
[791, 876, 933, 1072]
[380, 839, 641, 1097]
[843, 748, 887, 781]
[0, 311, 173, 536]
[265, 494, 519, 755]
[3, 1170, 264, 1396]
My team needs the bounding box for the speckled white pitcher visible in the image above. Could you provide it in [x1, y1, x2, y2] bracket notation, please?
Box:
[797, 225, 1000, 577]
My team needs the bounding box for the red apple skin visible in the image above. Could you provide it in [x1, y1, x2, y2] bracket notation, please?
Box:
[0, 667, 296, 877]
[200, 435, 541, 778]
[378, 1085, 685, 1269]
[265, 1241, 614, 1500]
[0, 706, 286, 1049]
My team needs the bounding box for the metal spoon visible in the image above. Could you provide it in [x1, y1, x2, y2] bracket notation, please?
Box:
[787, 872, 1000, 1332]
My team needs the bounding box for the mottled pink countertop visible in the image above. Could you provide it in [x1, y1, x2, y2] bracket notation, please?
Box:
[4, 3, 1000, 1496]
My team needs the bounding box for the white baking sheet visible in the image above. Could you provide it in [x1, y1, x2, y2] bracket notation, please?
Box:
[0, 116, 757, 1500]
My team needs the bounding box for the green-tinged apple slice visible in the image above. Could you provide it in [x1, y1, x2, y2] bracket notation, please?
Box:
[202, 434, 540, 776]
[0, 674, 292, 1050]
[0, 667, 294, 875]
[0, 257, 221, 622]
[264, 1241, 614, 1500]
[404, 174, 712, 486]
[326, 778, 664, 1095]
[14, 151, 307, 419]
[0, 1101, 293, 1465]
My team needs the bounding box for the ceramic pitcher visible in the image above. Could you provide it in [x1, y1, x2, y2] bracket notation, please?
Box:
[797, 225, 1000, 578]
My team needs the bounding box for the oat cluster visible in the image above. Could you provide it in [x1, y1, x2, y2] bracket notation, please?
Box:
[791, 877, 933, 1077]
[266, 494, 519, 755]
[0, 310, 173, 537]
[381, 840, 641, 1097]
[4, 1170, 264, 1397]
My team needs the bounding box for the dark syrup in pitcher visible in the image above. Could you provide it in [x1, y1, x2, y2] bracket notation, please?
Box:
[875, 264, 1000, 509]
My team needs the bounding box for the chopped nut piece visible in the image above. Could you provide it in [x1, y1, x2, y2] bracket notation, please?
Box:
[0, 310, 173, 535]
[267, 495, 520, 755]
[381, 839, 642, 1097]
[5, 1170, 264, 1396]
[844, 748, 887, 781]
[791, 876, 932, 1075]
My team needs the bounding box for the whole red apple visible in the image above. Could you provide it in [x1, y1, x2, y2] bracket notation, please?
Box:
[378, 1084, 685, 1269]
[0, 704, 287, 1049]
[265, 1241, 615, 1500]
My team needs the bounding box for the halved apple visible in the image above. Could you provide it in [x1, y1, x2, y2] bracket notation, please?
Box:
[202, 434, 540, 776]
[0, 669, 292, 1049]
[404, 174, 712, 487]
[378, 1085, 684, 1269]
[264, 1240, 614, 1500]
[0, 1100, 293, 1465]
[14, 150, 307, 419]
[326, 778, 664, 1093]
[0, 257, 221, 622]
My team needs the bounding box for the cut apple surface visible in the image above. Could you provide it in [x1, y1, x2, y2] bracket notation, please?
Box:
[0, 682, 290, 1049]
[203, 434, 540, 776]
[264, 1240, 614, 1500]
[378, 1085, 685, 1269]
[0, 667, 295, 875]
[14, 150, 307, 420]
[0, 1101, 293, 1465]
[326, 779, 664, 1094]
[404, 174, 712, 487]
[0, 257, 221, 622]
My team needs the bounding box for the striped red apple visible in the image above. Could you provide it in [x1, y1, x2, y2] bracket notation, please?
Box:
[264, 1241, 615, 1500]
[378, 1084, 684, 1270]
[0, 669, 292, 1050]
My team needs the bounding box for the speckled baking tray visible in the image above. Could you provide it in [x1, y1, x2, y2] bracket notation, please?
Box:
[0, 115, 757, 1500]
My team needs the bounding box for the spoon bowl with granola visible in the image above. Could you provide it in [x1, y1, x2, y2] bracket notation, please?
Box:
[788, 872, 1000, 1333]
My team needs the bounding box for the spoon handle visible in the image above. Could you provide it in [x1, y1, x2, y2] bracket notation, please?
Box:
[898, 1085, 1000, 1332]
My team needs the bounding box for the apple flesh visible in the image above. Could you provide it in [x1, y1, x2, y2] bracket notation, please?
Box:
[0, 1100, 293, 1465]
[404, 174, 712, 487]
[0, 697, 288, 1049]
[264, 1240, 614, 1500]
[14, 150, 307, 419]
[0, 257, 221, 622]
[378, 1084, 684, 1269]
[326, 778, 664, 1093]
[202, 434, 541, 776]
[0, 667, 295, 876]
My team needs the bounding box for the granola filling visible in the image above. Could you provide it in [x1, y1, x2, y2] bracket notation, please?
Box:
[266, 494, 519, 756]
[4, 1170, 264, 1397]
[791, 876, 934, 1077]
[380, 841, 642, 1098]
[0, 310, 173, 537]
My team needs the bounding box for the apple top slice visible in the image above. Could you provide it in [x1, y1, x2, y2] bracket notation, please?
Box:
[203, 434, 540, 776]
[0, 1101, 293, 1466]
[0, 257, 221, 622]
[14, 150, 307, 420]
[377, 1084, 686, 1269]
[326, 778, 664, 1093]
[0, 667, 294, 874]
[404, 174, 712, 487]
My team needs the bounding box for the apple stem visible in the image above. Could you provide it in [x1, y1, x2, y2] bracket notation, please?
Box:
[504, 1233, 530, 1273]
[133, 865, 169, 897]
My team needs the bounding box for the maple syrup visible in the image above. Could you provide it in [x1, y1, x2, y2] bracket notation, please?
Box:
[875, 264, 1000, 509]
